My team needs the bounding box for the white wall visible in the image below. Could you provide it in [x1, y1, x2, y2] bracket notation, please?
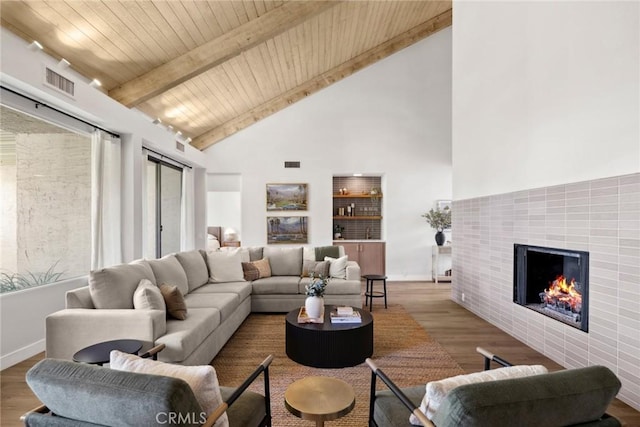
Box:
[0, 28, 210, 367]
[205, 28, 453, 280]
[451, 0, 640, 410]
[452, 1, 640, 201]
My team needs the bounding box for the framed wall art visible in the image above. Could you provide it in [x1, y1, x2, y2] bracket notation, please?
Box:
[267, 216, 308, 244]
[266, 183, 308, 211]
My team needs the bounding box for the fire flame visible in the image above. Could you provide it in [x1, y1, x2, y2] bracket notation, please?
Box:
[543, 275, 582, 311]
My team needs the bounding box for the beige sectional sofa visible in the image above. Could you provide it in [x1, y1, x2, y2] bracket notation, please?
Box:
[46, 245, 362, 365]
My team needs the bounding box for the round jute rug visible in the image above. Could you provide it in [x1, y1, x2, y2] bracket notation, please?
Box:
[212, 304, 464, 426]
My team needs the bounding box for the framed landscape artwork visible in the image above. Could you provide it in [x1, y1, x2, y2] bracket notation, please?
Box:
[267, 216, 308, 244]
[266, 183, 308, 211]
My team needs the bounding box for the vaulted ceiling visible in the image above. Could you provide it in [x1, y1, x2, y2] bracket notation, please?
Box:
[1, 1, 452, 151]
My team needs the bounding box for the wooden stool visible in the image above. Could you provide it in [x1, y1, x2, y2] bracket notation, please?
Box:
[363, 275, 387, 312]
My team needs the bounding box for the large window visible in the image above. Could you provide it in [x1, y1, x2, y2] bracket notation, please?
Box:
[0, 105, 91, 293]
[144, 157, 183, 259]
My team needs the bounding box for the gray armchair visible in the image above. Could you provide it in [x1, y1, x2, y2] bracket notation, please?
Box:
[22, 354, 273, 427]
[367, 347, 622, 427]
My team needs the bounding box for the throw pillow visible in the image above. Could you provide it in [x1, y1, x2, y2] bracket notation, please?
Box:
[302, 260, 330, 278]
[109, 350, 229, 427]
[159, 283, 187, 320]
[241, 262, 260, 281]
[325, 255, 348, 279]
[253, 258, 272, 278]
[315, 245, 340, 261]
[133, 279, 166, 311]
[206, 250, 245, 283]
[409, 364, 549, 425]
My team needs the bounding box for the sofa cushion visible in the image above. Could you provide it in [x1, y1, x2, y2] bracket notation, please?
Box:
[155, 308, 221, 363]
[184, 292, 240, 322]
[249, 247, 263, 261]
[110, 350, 229, 427]
[159, 284, 188, 320]
[190, 282, 253, 301]
[315, 245, 340, 261]
[302, 260, 330, 278]
[89, 261, 156, 309]
[375, 385, 425, 427]
[251, 276, 301, 294]
[220, 386, 267, 427]
[133, 279, 166, 311]
[206, 250, 245, 283]
[431, 366, 621, 427]
[325, 255, 349, 279]
[25, 359, 203, 427]
[299, 277, 360, 295]
[147, 255, 189, 296]
[175, 250, 210, 292]
[411, 364, 548, 424]
[263, 247, 303, 276]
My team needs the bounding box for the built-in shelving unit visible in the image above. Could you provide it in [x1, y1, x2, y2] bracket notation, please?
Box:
[333, 176, 382, 240]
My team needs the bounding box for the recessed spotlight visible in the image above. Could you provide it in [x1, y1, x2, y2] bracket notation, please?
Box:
[58, 58, 71, 69]
[184, 137, 192, 144]
[28, 41, 43, 51]
[167, 125, 174, 132]
[152, 118, 162, 125]
[353, 173, 363, 177]
[175, 131, 182, 137]
[89, 79, 102, 88]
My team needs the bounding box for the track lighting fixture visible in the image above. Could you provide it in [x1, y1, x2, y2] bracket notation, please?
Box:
[28, 41, 43, 51]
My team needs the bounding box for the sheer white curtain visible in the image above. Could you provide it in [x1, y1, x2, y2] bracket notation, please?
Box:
[91, 130, 122, 269]
[180, 167, 195, 251]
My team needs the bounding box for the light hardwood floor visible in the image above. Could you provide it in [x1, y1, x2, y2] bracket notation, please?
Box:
[2, 281, 639, 426]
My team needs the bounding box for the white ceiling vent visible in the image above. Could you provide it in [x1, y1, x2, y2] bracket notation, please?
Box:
[45, 67, 75, 97]
[175, 141, 185, 153]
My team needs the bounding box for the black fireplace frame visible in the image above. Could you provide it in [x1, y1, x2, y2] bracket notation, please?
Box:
[513, 244, 589, 332]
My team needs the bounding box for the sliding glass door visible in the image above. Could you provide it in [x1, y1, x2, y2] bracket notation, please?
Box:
[145, 158, 182, 258]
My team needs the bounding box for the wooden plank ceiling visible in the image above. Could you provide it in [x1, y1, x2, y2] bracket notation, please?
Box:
[0, 1, 452, 150]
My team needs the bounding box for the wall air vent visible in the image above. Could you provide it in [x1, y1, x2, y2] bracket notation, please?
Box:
[284, 161, 300, 168]
[175, 141, 185, 153]
[45, 67, 75, 97]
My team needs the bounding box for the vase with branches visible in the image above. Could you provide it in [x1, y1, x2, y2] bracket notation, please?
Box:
[422, 207, 451, 246]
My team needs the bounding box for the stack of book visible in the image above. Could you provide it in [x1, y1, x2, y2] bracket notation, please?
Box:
[330, 306, 362, 324]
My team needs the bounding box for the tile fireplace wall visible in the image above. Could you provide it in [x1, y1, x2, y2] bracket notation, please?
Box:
[452, 173, 640, 409]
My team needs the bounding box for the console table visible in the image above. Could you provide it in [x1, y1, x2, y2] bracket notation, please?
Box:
[432, 245, 452, 283]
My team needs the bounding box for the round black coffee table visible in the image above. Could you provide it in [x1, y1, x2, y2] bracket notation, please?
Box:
[73, 339, 142, 366]
[285, 306, 373, 368]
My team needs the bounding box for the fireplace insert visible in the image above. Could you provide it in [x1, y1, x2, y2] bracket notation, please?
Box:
[513, 244, 589, 332]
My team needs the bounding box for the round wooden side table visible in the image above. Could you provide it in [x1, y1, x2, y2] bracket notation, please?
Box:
[284, 376, 355, 426]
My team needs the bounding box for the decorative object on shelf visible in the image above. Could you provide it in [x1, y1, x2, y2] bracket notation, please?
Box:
[266, 183, 308, 211]
[422, 206, 451, 246]
[370, 187, 382, 201]
[267, 216, 308, 244]
[334, 224, 344, 239]
[304, 275, 328, 319]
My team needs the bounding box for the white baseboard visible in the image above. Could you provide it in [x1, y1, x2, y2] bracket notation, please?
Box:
[385, 275, 433, 281]
[0, 339, 44, 370]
